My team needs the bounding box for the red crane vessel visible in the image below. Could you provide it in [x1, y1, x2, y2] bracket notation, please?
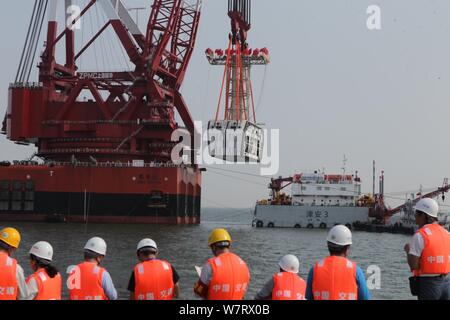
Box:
[0, 0, 203, 224]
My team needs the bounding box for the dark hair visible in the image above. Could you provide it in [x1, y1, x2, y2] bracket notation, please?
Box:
[416, 211, 439, 224]
[0, 241, 10, 251]
[327, 242, 349, 255]
[212, 241, 231, 249]
[138, 247, 157, 256]
[84, 249, 102, 260]
[30, 254, 59, 278]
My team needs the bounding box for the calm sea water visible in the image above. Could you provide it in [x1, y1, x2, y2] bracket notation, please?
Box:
[2, 208, 414, 300]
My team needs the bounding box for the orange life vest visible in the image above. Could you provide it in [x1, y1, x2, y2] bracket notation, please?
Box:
[312, 256, 358, 300]
[69, 261, 107, 300]
[134, 259, 175, 300]
[207, 252, 250, 300]
[272, 271, 306, 300]
[0, 251, 18, 300]
[413, 223, 450, 276]
[26, 268, 62, 300]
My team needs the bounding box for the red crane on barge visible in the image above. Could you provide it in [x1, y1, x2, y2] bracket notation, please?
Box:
[0, 0, 204, 224]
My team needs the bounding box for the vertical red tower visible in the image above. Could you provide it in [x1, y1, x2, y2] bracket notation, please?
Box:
[206, 0, 269, 163]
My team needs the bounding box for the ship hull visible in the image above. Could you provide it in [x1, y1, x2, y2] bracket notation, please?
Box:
[253, 204, 369, 229]
[0, 164, 202, 224]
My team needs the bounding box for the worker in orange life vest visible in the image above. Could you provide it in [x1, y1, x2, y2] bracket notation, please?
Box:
[194, 228, 250, 300]
[255, 254, 306, 300]
[26, 241, 62, 300]
[306, 225, 371, 300]
[0, 227, 31, 300]
[68, 237, 118, 300]
[404, 198, 450, 300]
[128, 238, 180, 300]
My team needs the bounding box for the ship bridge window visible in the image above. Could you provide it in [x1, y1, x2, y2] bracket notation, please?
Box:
[340, 187, 346, 191]
[301, 186, 307, 191]
[325, 187, 330, 191]
[317, 187, 322, 191]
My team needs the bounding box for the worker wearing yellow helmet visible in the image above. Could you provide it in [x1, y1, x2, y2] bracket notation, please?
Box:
[0, 227, 31, 300]
[193, 228, 250, 300]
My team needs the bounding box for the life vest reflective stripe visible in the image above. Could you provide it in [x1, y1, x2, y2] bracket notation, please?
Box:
[312, 256, 358, 300]
[414, 224, 450, 276]
[26, 269, 62, 300]
[134, 260, 175, 300]
[272, 272, 306, 300]
[207, 252, 250, 300]
[69, 262, 107, 300]
[0, 252, 18, 300]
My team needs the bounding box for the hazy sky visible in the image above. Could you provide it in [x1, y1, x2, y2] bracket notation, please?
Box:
[1, 1, 450, 210]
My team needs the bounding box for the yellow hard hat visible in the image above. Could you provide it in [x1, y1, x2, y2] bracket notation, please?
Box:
[208, 228, 232, 247]
[0, 227, 21, 249]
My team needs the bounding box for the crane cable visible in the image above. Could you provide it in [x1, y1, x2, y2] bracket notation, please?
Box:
[16, 0, 48, 83]
[15, 0, 38, 83]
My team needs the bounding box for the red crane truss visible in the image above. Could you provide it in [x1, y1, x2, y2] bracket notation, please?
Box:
[3, 0, 202, 164]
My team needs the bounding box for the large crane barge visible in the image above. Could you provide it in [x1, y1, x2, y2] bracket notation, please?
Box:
[0, 0, 204, 224]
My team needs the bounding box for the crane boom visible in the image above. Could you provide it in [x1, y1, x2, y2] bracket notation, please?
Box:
[3, 0, 203, 164]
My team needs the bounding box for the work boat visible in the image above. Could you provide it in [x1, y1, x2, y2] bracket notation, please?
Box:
[253, 171, 371, 229]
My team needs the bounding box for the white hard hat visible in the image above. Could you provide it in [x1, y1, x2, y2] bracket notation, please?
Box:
[327, 225, 352, 246]
[29, 241, 54, 261]
[414, 198, 439, 218]
[278, 254, 300, 274]
[84, 237, 107, 256]
[137, 238, 158, 252]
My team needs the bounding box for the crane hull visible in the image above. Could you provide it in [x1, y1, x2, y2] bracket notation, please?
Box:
[0, 163, 201, 224]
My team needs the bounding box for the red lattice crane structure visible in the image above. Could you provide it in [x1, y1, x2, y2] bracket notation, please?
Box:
[206, 0, 269, 163]
[0, 0, 204, 224]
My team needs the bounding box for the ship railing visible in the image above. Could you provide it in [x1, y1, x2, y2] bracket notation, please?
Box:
[9, 82, 43, 89]
[10, 161, 186, 169]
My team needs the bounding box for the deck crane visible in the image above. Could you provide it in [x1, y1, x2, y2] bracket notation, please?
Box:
[206, 0, 269, 163]
[370, 176, 450, 223]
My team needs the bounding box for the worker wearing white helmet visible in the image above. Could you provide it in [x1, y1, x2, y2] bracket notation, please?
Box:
[404, 198, 450, 300]
[255, 254, 306, 300]
[306, 225, 371, 300]
[127, 238, 180, 300]
[68, 237, 117, 300]
[26, 241, 62, 300]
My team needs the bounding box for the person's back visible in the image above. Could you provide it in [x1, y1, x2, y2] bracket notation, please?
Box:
[0, 250, 18, 300]
[194, 228, 250, 300]
[27, 241, 62, 300]
[272, 271, 306, 300]
[312, 255, 358, 300]
[255, 254, 306, 300]
[69, 261, 107, 300]
[405, 198, 450, 300]
[414, 223, 450, 276]
[128, 238, 180, 300]
[0, 227, 30, 300]
[134, 259, 175, 300]
[207, 251, 250, 300]
[68, 237, 117, 301]
[27, 269, 62, 300]
[306, 225, 370, 300]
